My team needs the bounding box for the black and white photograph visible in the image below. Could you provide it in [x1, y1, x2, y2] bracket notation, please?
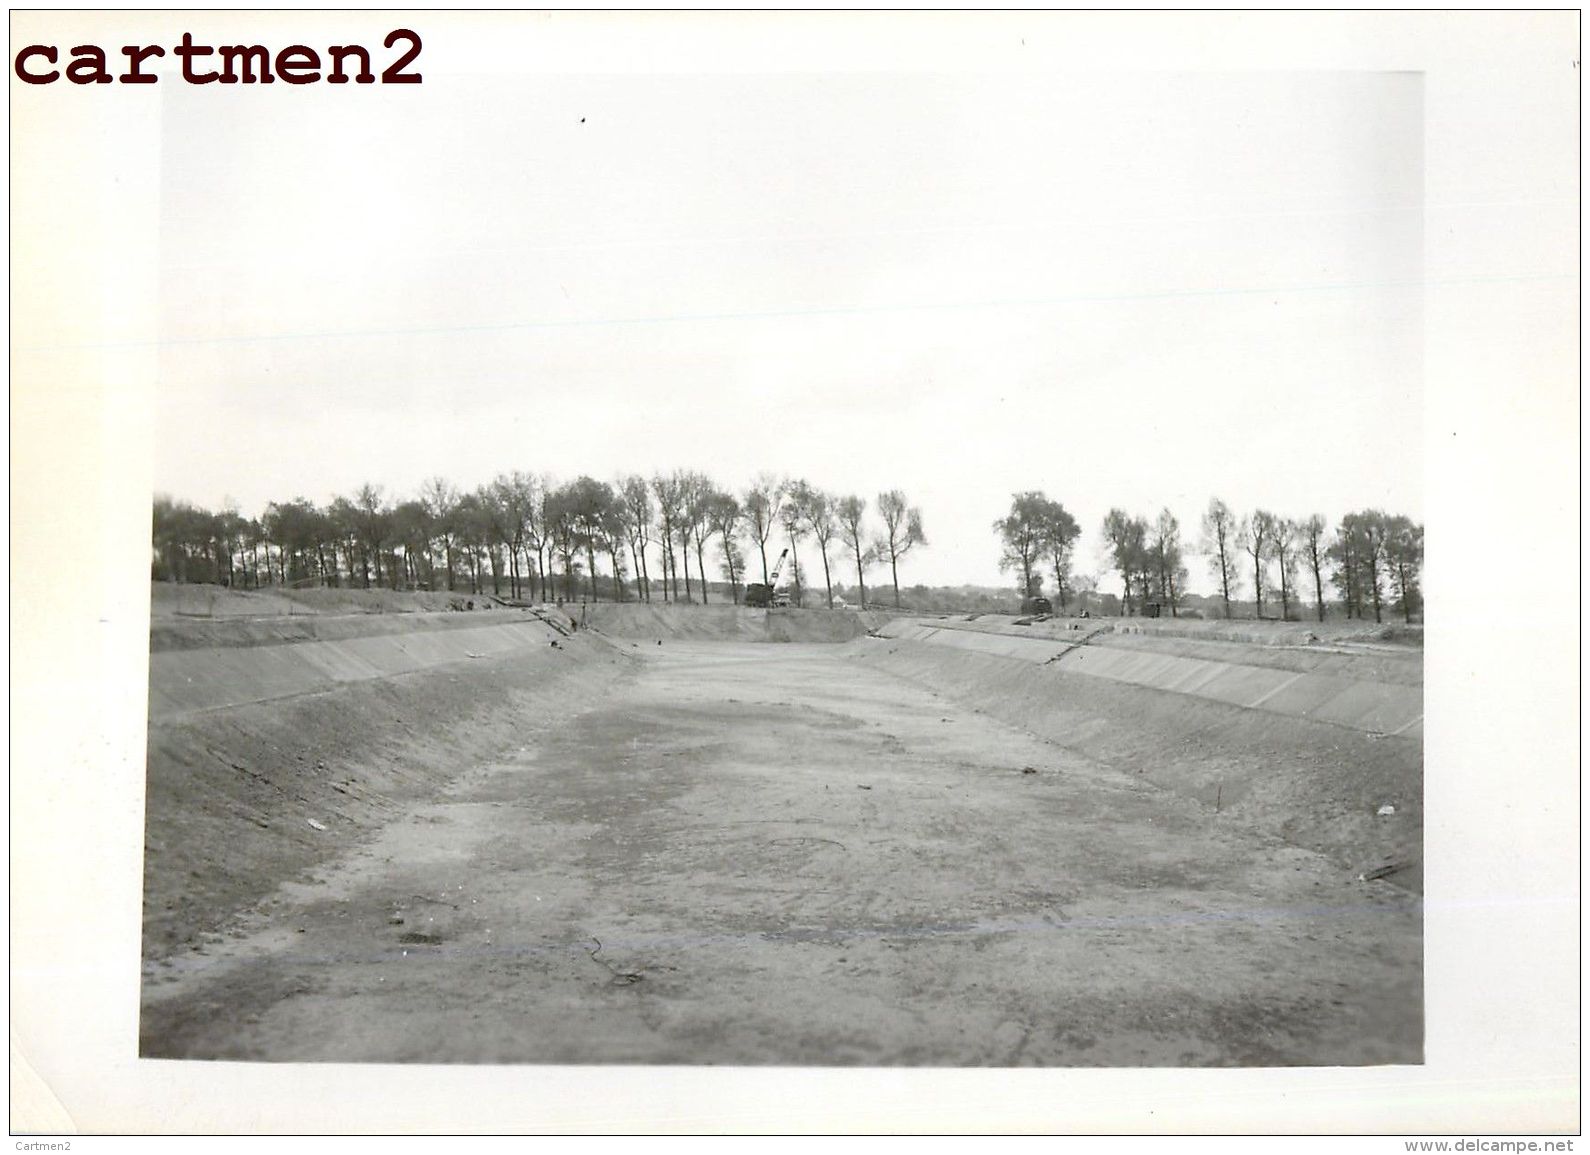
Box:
[9, 9, 1579, 1137]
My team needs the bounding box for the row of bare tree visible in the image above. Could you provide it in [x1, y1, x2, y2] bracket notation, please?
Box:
[992, 495, 1193, 617]
[152, 473, 929, 608]
[993, 493, 1422, 622]
[1201, 500, 1423, 623]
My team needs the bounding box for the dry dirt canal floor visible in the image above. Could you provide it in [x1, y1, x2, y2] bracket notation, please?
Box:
[141, 640, 1421, 1065]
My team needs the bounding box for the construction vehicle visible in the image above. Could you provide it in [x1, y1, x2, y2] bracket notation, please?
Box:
[744, 548, 791, 609]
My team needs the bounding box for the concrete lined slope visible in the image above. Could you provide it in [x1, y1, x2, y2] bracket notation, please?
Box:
[931, 612, 1422, 649]
[152, 584, 314, 619]
[1091, 631, 1423, 684]
[143, 631, 633, 957]
[852, 639, 1422, 890]
[578, 602, 875, 642]
[149, 617, 570, 720]
[877, 619, 1422, 739]
[928, 618, 1422, 684]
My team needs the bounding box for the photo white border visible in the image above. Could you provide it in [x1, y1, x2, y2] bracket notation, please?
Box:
[8, 10, 1580, 1136]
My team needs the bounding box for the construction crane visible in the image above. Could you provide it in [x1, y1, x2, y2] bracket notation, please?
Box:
[743, 548, 790, 608]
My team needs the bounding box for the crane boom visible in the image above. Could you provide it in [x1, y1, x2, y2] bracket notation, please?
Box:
[744, 549, 792, 608]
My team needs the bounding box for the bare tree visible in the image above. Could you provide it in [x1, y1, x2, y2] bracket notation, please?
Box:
[618, 475, 655, 602]
[1151, 508, 1186, 616]
[707, 490, 746, 602]
[470, 484, 514, 595]
[1329, 516, 1362, 618]
[492, 471, 540, 600]
[679, 470, 715, 604]
[1239, 510, 1277, 619]
[353, 483, 388, 588]
[799, 486, 840, 608]
[154, 496, 221, 585]
[265, 498, 334, 587]
[451, 490, 490, 594]
[326, 497, 362, 588]
[651, 473, 685, 603]
[1036, 499, 1080, 610]
[835, 495, 873, 608]
[742, 474, 785, 586]
[420, 476, 460, 591]
[543, 483, 582, 602]
[1351, 510, 1391, 623]
[1301, 513, 1329, 621]
[530, 473, 556, 600]
[876, 489, 926, 608]
[1102, 508, 1149, 615]
[390, 499, 433, 589]
[1270, 517, 1299, 621]
[600, 498, 629, 602]
[1201, 497, 1240, 618]
[240, 514, 266, 589]
[778, 486, 810, 608]
[1384, 514, 1424, 623]
[562, 476, 617, 601]
[1330, 511, 1388, 622]
[994, 492, 1048, 602]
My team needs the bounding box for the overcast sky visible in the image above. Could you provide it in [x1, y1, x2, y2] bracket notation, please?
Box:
[150, 63, 1429, 591]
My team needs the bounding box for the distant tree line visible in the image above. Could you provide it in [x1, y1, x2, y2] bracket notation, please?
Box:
[994, 493, 1423, 623]
[1199, 500, 1422, 623]
[151, 473, 928, 609]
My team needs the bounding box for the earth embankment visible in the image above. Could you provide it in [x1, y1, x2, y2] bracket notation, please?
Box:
[143, 602, 632, 957]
